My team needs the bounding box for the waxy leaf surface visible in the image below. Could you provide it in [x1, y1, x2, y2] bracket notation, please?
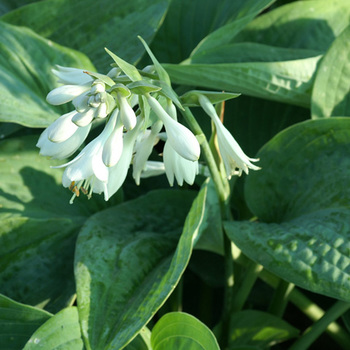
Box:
[225, 118, 350, 301]
[75, 189, 205, 350]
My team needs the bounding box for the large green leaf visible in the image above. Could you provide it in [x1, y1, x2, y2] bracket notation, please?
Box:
[228, 310, 298, 349]
[151, 312, 220, 350]
[312, 25, 350, 118]
[75, 189, 205, 350]
[0, 21, 94, 128]
[0, 136, 111, 312]
[0, 294, 52, 350]
[232, 0, 350, 52]
[0, 0, 39, 16]
[147, 0, 274, 64]
[1, 0, 170, 71]
[224, 118, 350, 301]
[163, 55, 320, 107]
[190, 0, 275, 58]
[23, 307, 84, 350]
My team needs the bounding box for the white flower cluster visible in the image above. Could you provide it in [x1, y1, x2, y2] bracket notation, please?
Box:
[37, 54, 260, 203]
[37, 65, 200, 203]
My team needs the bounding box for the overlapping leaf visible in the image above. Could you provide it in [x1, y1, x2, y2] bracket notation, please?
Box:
[232, 0, 350, 52]
[151, 312, 220, 350]
[23, 307, 84, 350]
[0, 21, 94, 128]
[163, 55, 320, 107]
[312, 25, 350, 118]
[2, 0, 170, 71]
[0, 294, 52, 350]
[75, 189, 205, 350]
[0, 136, 111, 312]
[224, 118, 350, 301]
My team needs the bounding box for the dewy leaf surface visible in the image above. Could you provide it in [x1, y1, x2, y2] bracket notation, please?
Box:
[312, 24, 350, 118]
[0, 21, 94, 128]
[75, 189, 204, 350]
[1, 0, 170, 71]
[224, 118, 350, 301]
[0, 136, 106, 312]
[0, 294, 52, 350]
[23, 307, 84, 350]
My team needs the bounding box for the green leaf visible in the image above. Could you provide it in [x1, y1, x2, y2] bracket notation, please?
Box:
[147, 0, 273, 64]
[163, 55, 320, 107]
[0, 21, 94, 128]
[192, 179, 224, 255]
[125, 328, 152, 350]
[127, 81, 162, 95]
[75, 189, 205, 350]
[0, 0, 38, 16]
[191, 0, 275, 58]
[180, 90, 240, 107]
[0, 136, 111, 312]
[105, 47, 142, 82]
[224, 118, 350, 301]
[138, 36, 171, 86]
[2, 0, 170, 71]
[228, 310, 299, 349]
[232, 0, 350, 52]
[190, 42, 322, 64]
[151, 312, 220, 350]
[23, 307, 84, 350]
[0, 294, 52, 350]
[312, 25, 350, 119]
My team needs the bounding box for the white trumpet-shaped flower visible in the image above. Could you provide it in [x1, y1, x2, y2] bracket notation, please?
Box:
[199, 95, 260, 178]
[106, 118, 143, 199]
[140, 161, 166, 179]
[132, 120, 162, 185]
[54, 111, 118, 202]
[118, 94, 137, 130]
[146, 95, 200, 161]
[36, 111, 91, 159]
[102, 109, 124, 167]
[163, 141, 199, 186]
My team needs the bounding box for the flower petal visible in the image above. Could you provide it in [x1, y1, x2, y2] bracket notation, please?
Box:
[47, 84, 90, 105]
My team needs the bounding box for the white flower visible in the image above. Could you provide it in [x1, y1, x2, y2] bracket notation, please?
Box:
[54, 111, 118, 202]
[118, 94, 137, 130]
[52, 65, 93, 85]
[106, 118, 143, 199]
[102, 109, 124, 167]
[36, 111, 91, 159]
[132, 120, 162, 185]
[146, 95, 200, 161]
[140, 161, 166, 179]
[199, 94, 260, 178]
[163, 141, 199, 186]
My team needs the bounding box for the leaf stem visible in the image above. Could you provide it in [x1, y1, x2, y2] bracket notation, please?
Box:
[181, 107, 229, 207]
[268, 279, 295, 317]
[230, 260, 263, 312]
[289, 301, 350, 350]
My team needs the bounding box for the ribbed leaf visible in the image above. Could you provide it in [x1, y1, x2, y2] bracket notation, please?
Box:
[2, 0, 170, 71]
[224, 118, 350, 301]
[0, 136, 111, 312]
[23, 307, 83, 350]
[312, 25, 350, 118]
[163, 55, 320, 107]
[0, 21, 94, 128]
[0, 294, 52, 350]
[151, 312, 220, 350]
[75, 189, 204, 350]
